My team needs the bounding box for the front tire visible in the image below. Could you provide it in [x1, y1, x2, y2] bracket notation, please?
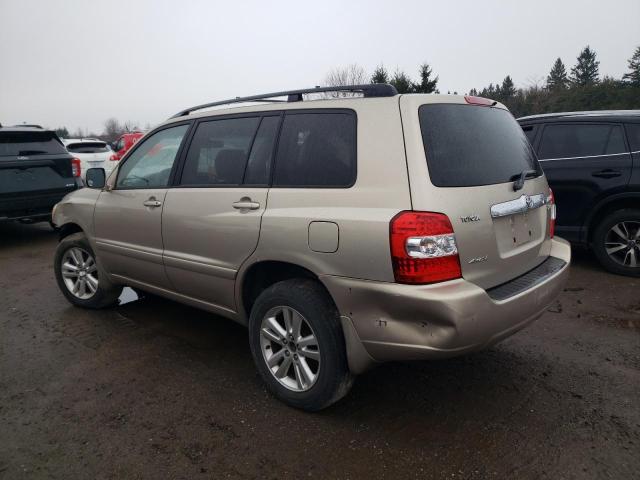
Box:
[248, 279, 353, 411]
[54, 232, 123, 308]
[592, 209, 640, 277]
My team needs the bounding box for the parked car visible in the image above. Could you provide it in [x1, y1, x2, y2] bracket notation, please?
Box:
[518, 111, 640, 276]
[62, 138, 115, 181]
[52, 85, 570, 410]
[1, 126, 80, 224]
[109, 131, 144, 163]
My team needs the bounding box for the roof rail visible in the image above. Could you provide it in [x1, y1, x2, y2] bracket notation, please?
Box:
[170, 84, 398, 118]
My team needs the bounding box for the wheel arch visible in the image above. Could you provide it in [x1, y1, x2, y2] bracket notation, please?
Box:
[58, 222, 84, 241]
[238, 260, 335, 321]
[584, 193, 640, 245]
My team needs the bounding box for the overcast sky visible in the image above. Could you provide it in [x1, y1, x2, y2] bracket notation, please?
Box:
[1, 0, 639, 133]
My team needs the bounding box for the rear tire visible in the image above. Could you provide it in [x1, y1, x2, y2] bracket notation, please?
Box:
[592, 209, 640, 277]
[54, 232, 123, 308]
[248, 279, 354, 411]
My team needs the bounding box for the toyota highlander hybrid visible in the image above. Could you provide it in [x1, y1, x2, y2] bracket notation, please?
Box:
[51, 85, 571, 411]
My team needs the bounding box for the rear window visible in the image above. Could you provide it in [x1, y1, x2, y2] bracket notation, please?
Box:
[538, 124, 627, 159]
[66, 142, 109, 153]
[0, 131, 67, 157]
[626, 124, 640, 151]
[419, 104, 540, 187]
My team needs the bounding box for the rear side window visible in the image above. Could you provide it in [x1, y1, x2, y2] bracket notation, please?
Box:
[625, 124, 640, 151]
[66, 142, 109, 153]
[419, 104, 540, 187]
[273, 112, 356, 187]
[538, 124, 627, 159]
[180, 117, 260, 186]
[0, 131, 67, 157]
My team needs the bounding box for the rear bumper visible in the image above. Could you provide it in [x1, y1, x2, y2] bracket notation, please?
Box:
[321, 237, 571, 373]
[0, 189, 76, 222]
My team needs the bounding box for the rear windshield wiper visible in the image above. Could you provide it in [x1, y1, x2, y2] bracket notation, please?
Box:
[18, 150, 48, 156]
[511, 169, 538, 191]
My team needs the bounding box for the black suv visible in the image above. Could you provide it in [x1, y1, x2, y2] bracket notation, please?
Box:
[518, 111, 640, 276]
[0, 126, 80, 224]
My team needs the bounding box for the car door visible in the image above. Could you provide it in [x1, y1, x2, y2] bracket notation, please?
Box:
[94, 123, 191, 289]
[536, 122, 631, 242]
[161, 114, 280, 313]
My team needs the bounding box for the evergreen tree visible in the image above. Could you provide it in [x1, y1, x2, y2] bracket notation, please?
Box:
[500, 75, 517, 99]
[371, 64, 389, 84]
[413, 63, 439, 93]
[469, 88, 478, 96]
[546, 58, 569, 90]
[54, 127, 69, 138]
[622, 46, 640, 86]
[570, 46, 600, 86]
[390, 70, 414, 94]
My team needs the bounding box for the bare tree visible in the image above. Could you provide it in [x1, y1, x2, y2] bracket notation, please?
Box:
[103, 117, 122, 142]
[323, 64, 368, 97]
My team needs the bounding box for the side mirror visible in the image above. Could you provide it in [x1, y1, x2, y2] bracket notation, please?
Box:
[86, 168, 106, 189]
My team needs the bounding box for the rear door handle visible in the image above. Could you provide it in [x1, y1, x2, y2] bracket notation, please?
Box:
[143, 198, 162, 208]
[592, 169, 622, 179]
[232, 197, 260, 210]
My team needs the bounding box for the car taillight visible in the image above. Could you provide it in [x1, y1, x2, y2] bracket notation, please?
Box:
[71, 158, 81, 178]
[109, 154, 118, 161]
[547, 188, 556, 238]
[390, 211, 462, 284]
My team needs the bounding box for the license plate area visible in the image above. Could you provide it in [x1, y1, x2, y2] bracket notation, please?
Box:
[509, 212, 533, 246]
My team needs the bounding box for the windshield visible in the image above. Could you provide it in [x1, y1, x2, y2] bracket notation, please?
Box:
[419, 104, 541, 187]
[0, 131, 67, 157]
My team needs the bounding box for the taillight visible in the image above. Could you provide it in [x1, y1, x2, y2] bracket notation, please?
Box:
[548, 188, 556, 238]
[109, 154, 119, 161]
[390, 211, 462, 284]
[71, 158, 81, 178]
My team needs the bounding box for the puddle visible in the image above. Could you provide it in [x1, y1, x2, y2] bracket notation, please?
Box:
[118, 287, 141, 306]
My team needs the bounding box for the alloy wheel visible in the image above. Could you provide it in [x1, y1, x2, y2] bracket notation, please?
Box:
[61, 247, 99, 299]
[259, 306, 321, 392]
[604, 221, 640, 268]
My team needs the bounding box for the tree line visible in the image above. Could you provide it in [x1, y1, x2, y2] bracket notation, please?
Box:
[324, 45, 640, 117]
[54, 118, 147, 143]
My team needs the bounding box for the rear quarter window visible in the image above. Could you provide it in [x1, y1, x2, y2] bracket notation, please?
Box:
[625, 124, 640, 152]
[273, 111, 356, 187]
[538, 124, 627, 159]
[419, 104, 540, 187]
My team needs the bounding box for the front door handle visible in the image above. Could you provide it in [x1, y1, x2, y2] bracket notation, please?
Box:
[232, 197, 260, 210]
[143, 198, 162, 208]
[592, 169, 622, 179]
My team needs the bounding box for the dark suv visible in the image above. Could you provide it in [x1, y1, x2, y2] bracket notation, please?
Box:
[0, 126, 81, 224]
[518, 111, 640, 276]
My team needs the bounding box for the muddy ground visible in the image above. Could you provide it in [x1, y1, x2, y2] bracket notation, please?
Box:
[0, 222, 638, 479]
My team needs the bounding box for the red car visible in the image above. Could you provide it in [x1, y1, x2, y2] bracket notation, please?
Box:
[109, 132, 144, 162]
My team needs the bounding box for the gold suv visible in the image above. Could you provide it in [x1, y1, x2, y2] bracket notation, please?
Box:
[52, 85, 571, 410]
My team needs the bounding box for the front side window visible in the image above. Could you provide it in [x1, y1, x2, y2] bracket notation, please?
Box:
[180, 117, 260, 186]
[116, 124, 189, 189]
[538, 124, 627, 160]
[273, 112, 356, 187]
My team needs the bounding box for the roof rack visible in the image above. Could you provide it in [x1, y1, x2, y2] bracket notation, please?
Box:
[170, 84, 398, 118]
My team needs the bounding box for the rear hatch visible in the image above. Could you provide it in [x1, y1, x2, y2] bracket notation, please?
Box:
[400, 95, 553, 290]
[0, 130, 77, 214]
[65, 141, 112, 173]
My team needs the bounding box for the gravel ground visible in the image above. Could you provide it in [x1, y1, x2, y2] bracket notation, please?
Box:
[1, 222, 638, 479]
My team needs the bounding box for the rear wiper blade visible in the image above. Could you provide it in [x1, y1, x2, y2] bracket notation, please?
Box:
[512, 169, 537, 191]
